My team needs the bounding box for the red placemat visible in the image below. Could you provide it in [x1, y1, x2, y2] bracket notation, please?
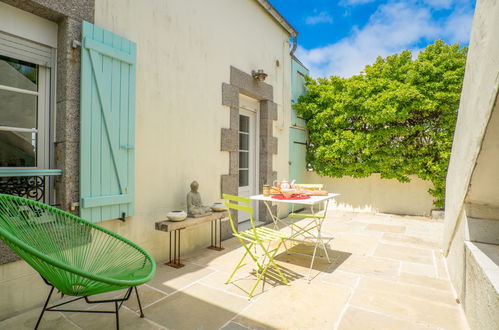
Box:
[271, 194, 310, 200]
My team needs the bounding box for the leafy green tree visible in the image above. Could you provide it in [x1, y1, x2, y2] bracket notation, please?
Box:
[295, 40, 467, 208]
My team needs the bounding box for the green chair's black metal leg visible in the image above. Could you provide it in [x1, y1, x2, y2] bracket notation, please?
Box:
[35, 286, 54, 330]
[115, 301, 120, 330]
[134, 286, 145, 318]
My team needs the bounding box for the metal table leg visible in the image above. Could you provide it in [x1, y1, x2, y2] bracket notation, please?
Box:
[166, 229, 185, 268]
[261, 198, 335, 282]
[306, 199, 332, 282]
[207, 218, 225, 251]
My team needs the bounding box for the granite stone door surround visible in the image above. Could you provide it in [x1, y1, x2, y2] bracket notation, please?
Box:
[221, 66, 278, 238]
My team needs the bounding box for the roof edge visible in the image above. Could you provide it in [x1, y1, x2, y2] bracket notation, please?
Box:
[254, 0, 298, 37]
[292, 55, 309, 71]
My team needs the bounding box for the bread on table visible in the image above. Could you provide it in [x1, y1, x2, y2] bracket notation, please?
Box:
[270, 186, 281, 195]
[305, 189, 328, 196]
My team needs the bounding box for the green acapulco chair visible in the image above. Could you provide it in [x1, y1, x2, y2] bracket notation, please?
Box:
[0, 194, 156, 329]
[223, 194, 289, 299]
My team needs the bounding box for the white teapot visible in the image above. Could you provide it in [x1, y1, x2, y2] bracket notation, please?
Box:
[273, 179, 296, 190]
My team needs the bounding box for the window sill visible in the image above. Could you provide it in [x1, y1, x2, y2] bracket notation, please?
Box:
[0, 169, 62, 177]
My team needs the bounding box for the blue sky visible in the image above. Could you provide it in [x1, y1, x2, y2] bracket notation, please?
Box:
[270, 0, 476, 78]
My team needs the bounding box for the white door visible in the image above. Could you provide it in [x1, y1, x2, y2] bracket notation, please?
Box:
[238, 95, 259, 223]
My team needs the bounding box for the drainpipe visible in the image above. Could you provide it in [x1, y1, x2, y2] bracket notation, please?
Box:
[290, 35, 297, 56]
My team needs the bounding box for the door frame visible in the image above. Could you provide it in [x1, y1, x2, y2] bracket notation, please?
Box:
[238, 95, 259, 222]
[221, 67, 279, 237]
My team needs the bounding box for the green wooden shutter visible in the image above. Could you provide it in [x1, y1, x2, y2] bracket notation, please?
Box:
[80, 21, 136, 222]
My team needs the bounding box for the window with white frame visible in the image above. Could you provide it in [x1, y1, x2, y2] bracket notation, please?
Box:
[0, 32, 53, 169]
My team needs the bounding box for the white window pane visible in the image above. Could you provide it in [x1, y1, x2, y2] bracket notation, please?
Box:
[0, 130, 36, 167]
[0, 89, 37, 129]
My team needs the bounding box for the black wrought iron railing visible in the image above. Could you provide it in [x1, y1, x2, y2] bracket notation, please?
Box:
[0, 169, 62, 204]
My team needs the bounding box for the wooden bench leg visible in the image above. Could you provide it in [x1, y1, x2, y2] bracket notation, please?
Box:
[166, 229, 185, 268]
[207, 218, 225, 251]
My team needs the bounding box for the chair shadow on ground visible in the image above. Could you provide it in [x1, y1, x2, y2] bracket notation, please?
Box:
[227, 264, 304, 299]
[10, 237, 350, 329]
[228, 242, 352, 297]
[275, 243, 352, 282]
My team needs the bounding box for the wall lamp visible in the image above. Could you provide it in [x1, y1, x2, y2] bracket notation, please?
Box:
[251, 69, 268, 82]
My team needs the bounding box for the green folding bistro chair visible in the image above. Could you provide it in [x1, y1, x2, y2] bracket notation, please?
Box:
[223, 194, 289, 299]
[289, 183, 326, 225]
[288, 183, 329, 240]
[0, 194, 156, 329]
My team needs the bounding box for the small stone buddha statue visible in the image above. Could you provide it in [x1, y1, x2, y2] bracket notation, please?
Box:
[186, 181, 212, 217]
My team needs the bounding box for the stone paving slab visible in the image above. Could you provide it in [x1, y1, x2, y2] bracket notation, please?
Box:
[0, 308, 79, 330]
[397, 272, 452, 291]
[338, 306, 436, 330]
[147, 262, 215, 294]
[349, 288, 467, 329]
[336, 254, 400, 280]
[357, 277, 456, 306]
[318, 269, 360, 288]
[233, 279, 352, 329]
[0, 211, 470, 330]
[381, 232, 440, 249]
[374, 243, 434, 264]
[69, 303, 160, 330]
[144, 283, 249, 330]
[366, 223, 406, 233]
[400, 261, 436, 277]
[123, 286, 167, 313]
[329, 233, 380, 256]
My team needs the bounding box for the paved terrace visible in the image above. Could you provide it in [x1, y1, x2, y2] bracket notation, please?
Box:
[0, 211, 469, 329]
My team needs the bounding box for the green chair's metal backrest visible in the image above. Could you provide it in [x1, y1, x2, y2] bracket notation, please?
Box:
[294, 183, 324, 190]
[0, 194, 155, 296]
[222, 194, 260, 240]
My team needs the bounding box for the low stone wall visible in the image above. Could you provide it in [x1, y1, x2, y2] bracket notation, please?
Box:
[305, 172, 435, 216]
[464, 242, 499, 330]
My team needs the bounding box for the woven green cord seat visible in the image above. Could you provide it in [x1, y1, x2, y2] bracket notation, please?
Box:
[0, 194, 156, 297]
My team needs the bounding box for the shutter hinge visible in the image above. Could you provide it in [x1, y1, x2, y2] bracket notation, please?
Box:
[70, 202, 79, 211]
[72, 40, 81, 49]
[120, 144, 135, 150]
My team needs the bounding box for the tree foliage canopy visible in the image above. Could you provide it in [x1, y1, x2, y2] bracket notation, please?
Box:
[295, 40, 467, 208]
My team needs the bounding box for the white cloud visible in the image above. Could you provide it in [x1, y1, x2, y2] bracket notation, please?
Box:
[423, 0, 453, 9]
[443, 9, 474, 43]
[296, 2, 439, 78]
[305, 11, 333, 25]
[296, 1, 474, 78]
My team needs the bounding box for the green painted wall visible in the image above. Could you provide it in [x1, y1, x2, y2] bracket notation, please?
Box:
[289, 57, 309, 184]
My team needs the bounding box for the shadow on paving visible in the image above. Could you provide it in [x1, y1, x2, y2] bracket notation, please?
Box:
[1, 217, 351, 329]
[227, 264, 304, 298]
[0, 282, 277, 330]
[275, 244, 352, 278]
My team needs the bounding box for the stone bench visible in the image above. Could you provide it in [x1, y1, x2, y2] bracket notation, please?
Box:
[155, 211, 228, 268]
